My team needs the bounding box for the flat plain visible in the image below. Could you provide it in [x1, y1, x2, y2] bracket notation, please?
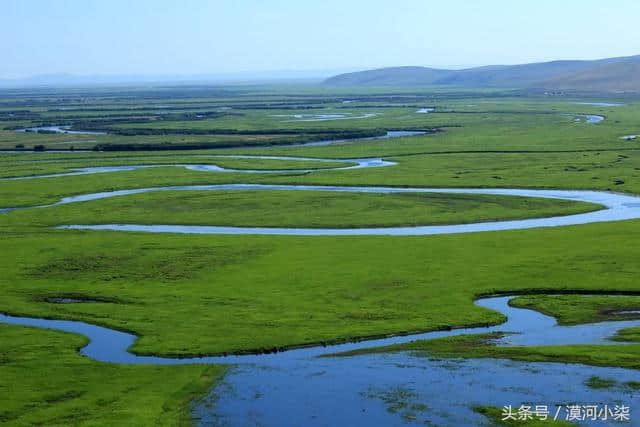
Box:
[1, 86, 640, 425]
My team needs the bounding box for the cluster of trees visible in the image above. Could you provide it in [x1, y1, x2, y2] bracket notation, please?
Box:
[91, 129, 396, 151]
[0, 110, 41, 121]
[5, 111, 237, 132]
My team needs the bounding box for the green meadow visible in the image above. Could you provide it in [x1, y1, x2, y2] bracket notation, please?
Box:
[1, 190, 600, 228]
[0, 324, 225, 426]
[2, 86, 640, 425]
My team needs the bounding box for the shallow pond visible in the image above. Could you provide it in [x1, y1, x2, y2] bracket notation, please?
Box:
[15, 125, 106, 135]
[575, 114, 605, 124]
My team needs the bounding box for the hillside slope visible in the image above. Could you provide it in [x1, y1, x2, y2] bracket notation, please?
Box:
[541, 56, 640, 91]
[323, 66, 454, 86]
[324, 55, 640, 91]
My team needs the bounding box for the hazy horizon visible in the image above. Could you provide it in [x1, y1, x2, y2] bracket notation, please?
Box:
[3, 0, 640, 82]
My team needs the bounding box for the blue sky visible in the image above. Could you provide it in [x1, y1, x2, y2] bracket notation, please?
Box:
[2, 0, 640, 78]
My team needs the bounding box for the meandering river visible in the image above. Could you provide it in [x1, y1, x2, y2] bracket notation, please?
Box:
[1, 296, 638, 425]
[0, 156, 394, 181]
[2, 131, 639, 425]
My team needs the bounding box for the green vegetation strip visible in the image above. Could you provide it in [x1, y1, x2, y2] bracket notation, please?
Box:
[584, 376, 640, 391]
[330, 332, 640, 370]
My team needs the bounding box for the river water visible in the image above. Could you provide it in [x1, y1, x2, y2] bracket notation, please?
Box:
[1, 296, 638, 425]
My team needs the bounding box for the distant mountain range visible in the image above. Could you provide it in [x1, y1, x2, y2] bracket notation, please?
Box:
[0, 69, 347, 88]
[324, 55, 640, 92]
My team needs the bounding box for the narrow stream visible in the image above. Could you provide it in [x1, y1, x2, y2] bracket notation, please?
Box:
[0, 156, 394, 181]
[39, 186, 640, 236]
[3, 183, 640, 236]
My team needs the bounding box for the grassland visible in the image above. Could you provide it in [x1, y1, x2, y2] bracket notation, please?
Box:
[3, 219, 640, 356]
[2, 149, 640, 208]
[1, 190, 600, 228]
[0, 324, 224, 426]
[0, 156, 355, 180]
[2, 86, 640, 425]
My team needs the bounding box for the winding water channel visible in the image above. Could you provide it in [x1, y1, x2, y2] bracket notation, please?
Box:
[0, 156, 393, 181]
[2, 133, 639, 424]
[1, 296, 639, 425]
[48, 186, 640, 236]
